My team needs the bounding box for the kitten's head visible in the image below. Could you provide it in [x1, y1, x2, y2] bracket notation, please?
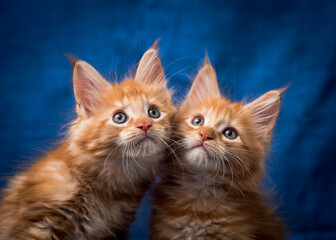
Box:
[69, 44, 176, 161]
[177, 60, 286, 180]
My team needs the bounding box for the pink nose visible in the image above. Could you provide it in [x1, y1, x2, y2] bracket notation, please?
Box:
[137, 122, 152, 132]
[200, 132, 213, 141]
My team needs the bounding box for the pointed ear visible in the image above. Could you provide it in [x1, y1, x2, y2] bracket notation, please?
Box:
[244, 86, 288, 136]
[135, 40, 166, 88]
[72, 60, 111, 118]
[186, 61, 221, 103]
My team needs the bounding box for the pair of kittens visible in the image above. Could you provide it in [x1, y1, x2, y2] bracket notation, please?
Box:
[0, 42, 286, 240]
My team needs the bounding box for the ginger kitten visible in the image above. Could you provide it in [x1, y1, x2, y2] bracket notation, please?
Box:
[150, 60, 286, 239]
[0, 43, 176, 239]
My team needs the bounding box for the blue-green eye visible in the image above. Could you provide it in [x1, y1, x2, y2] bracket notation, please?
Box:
[113, 112, 128, 124]
[192, 116, 204, 126]
[223, 128, 238, 139]
[148, 108, 160, 119]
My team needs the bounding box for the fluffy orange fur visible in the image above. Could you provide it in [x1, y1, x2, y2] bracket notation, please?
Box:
[0, 43, 176, 239]
[150, 61, 287, 239]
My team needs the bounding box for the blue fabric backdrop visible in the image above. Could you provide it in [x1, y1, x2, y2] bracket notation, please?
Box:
[1, 0, 336, 239]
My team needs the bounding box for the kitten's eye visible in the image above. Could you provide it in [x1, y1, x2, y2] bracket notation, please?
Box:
[148, 108, 161, 119]
[112, 112, 128, 124]
[192, 116, 204, 126]
[223, 128, 238, 139]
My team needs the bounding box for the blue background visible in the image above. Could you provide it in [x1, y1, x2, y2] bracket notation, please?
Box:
[1, 0, 336, 239]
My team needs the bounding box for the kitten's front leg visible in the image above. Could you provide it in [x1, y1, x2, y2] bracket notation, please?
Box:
[8, 224, 54, 240]
[4, 207, 81, 240]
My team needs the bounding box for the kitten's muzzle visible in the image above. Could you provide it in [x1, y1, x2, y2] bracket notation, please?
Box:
[191, 142, 210, 155]
[137, 132, 154, 145]
[199, 132, 214, 141]
[137, 122, 152, 132]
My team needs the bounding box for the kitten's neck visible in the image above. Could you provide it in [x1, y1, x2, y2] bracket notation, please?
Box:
[165, 157, 261, 198]
[61, 140, 163, 194]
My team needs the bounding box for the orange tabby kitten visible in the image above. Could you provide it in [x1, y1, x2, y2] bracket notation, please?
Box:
[0, 43, 176, 239]
[150, 60, 286, 240]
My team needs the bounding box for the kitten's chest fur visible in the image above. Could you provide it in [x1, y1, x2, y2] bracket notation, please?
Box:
[0, 154, 162, 240]
[173, 170, 232, 211]
[70, 156, 161, 238]
[151, 167, 284, 240]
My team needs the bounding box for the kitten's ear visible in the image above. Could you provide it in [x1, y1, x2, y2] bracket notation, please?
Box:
[135, 40, 166, 88]
[72, 59, 111, 118]
[186, 59, 221, 103]
[244, 86, 288, 136]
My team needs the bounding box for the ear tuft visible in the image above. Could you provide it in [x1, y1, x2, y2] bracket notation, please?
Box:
[73, 60, 110, 118]
[135, 41, 166, 87]
[278, 84, 290, 95]
[204, 52, 210, 65]
[66, 54, 79, 67]
[185, 61, 221, 103]
[245, 86, 288, 136]
[151, 38, 161, 50]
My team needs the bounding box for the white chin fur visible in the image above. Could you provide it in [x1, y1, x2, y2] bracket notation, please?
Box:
[124, 138, 162, 159]
[185, 147, 209, 167]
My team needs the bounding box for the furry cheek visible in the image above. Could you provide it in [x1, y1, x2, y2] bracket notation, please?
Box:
[118, 128, 139, 143]
[117, 129, 164, 158]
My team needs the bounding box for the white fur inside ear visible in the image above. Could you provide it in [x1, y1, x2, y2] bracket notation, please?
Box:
[135, 48, 166, 87]
[73, 61, 110, 118]
[245, 90, 282, 134]
[186, 64, 221, 103]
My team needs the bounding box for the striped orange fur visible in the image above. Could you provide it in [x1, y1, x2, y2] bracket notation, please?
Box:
[0, 43, 176, 239]
[150, 60, 287, 240]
